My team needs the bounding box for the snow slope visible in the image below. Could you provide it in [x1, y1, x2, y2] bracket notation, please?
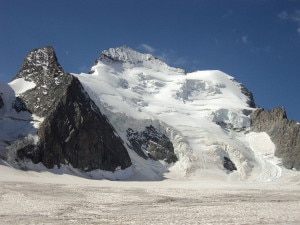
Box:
[73, 46, 284, 181]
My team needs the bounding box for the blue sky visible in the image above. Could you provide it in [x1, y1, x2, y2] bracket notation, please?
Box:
[1, 0, 299, 121]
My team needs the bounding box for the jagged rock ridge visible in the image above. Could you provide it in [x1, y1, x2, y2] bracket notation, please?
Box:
[11, 46, 132, 172]
[251, 107, 300, 170]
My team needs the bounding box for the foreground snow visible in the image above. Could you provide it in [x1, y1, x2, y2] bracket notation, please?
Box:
[0, 162, 299, 225]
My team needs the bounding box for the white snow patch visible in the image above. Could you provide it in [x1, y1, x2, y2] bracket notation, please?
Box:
[8, 78, 36, 96]
[31, 114, 44, 129]
[247, 132, 282, 181]
[248, 132, 276, 159]
[87, 166, 133, 180]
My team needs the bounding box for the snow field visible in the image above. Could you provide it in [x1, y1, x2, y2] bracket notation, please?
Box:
[0, 164, 299, 225]
[8, 78, 36, 96]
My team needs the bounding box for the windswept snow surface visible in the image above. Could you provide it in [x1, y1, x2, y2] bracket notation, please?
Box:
[74, 47, 287, 182]
[0, 163, 300, 225]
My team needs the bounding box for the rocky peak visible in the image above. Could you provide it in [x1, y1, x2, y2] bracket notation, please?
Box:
[14, 46, 64, 82]
[12, 47, 70, 117]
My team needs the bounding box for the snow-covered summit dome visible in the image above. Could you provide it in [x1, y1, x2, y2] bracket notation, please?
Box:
[95, 46, 185, 74]
[99, 46, 160, 64]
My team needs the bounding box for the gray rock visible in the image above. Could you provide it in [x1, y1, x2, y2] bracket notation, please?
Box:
[223, 156, 237, 171]
[13, 46, 132, 172]
[251, 107, 300, 170]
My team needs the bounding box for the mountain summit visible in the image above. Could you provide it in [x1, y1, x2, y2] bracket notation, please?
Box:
[99, 46, 159, 63]
[95, 46, 186, 74]
[0, 46, 299, 181]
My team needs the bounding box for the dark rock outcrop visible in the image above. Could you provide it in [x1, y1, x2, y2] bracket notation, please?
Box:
[126, 126, 178, 164]
[0, 94, 3, 109]
[12, 97, 29, 113]
[251, 107, 300, 170]
[223, 156, 237, 171]
[239, 83, 255, 108]
[12, 46, 132, 172]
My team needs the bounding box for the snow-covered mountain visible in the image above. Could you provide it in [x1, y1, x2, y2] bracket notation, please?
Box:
[0, 46, 299, 181]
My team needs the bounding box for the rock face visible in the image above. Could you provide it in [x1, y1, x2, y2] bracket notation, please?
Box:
[126, 126, 178, 164]
[251, 107, 300, 170]
[13, 46, 132, 171]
